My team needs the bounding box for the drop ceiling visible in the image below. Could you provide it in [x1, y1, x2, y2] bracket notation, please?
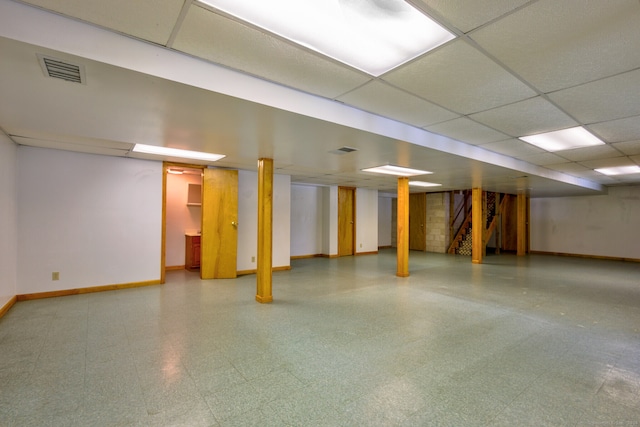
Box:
[1, 0, 640, 197]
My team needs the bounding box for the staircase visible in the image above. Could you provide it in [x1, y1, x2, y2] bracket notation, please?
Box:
[448, 191, 503, 255]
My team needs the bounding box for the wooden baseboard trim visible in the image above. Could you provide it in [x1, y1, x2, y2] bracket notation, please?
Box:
[165, 265, 185, 271]
[290, 254, 324, 260]
[0, 295, 17, 319]
[237, 266, 292, 276]
[16, 280, 162, 301]
[291, 254, 338, 260]
[378, 245, 392, 249]
[356, 250, 378, 256]
[530, 250, 640, 263]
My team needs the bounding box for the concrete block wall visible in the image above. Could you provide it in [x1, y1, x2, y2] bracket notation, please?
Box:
[426, 193, 450, 253]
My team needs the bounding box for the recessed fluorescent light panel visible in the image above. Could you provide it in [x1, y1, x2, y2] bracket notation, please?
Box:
[362, 165, 432, 177]
[519, 126, 605, 152]
[132, 144, 225, 162]
[197, 0, 455, 76]
[409, 181, 442, 187]
[594, 165, 640, 176]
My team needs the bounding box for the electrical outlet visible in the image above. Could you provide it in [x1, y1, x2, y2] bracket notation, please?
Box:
[251, 256, 255, 263]
[52, 272, 60, 281]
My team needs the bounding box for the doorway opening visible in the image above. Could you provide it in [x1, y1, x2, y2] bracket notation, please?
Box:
[162, 163, 203, 282]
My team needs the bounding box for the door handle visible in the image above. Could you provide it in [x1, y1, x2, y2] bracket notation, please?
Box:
[232, 221, 238, 227]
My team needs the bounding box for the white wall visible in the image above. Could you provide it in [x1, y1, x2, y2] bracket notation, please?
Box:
[165, 172, 201, 267]
[237, 170, 291, 271]
[322, 186, 338, 256]
[290, 185, 323, 257]
[17, 147, 163, 294]
[378, 195, 392, 247]
[531, 185, 640, 259]
[356, 188, 378, 253]
[0, 134, 17, 307]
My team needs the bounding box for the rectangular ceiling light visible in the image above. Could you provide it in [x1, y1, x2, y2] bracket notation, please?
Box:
[409, 181, 442, 187]
[594, 165, 640, 176]
[519, 126, 605, 152]
[132, 144, 225, 162]
[197, 0, 455, 76]
[362, 165, 432, 177]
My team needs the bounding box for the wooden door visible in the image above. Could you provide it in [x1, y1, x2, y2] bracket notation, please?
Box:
[409, 193, 426, 251]
[501, 195, 517, 252]
[338, 187, 355, 257]
[201, 168, 238, 279]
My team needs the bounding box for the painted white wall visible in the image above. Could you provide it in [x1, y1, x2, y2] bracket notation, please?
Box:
[273, 174, 291, 267]
[237, 170, 291, 271]
[322, 186, 338, 256]
[378, 195, 392, 247]
[165, 172, 202, 267]
[356, 188, 378, 253]
[530, 185, 640, 259]
[290, 185, 323, 257]
[17, 147, 163, 294]
[0, 134, 18, 307]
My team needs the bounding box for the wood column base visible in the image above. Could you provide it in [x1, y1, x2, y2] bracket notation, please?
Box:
[256, 294, 273, 304]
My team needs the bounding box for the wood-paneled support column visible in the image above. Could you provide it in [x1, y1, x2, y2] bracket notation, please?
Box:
[396, 177, 409, 277]
[471, 188, 484, 264]
[517, 193, 528, 256]
[256, 158, 273, 303]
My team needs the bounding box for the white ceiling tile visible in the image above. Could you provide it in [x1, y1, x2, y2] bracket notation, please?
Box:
[172, 5, 371, 99]
[8, 131, 134, 150]
[470, 97, 577, 137]
[519, 153, 568, 166]
[215, 160, 258, 170]
[13, 136, 129, 157]
[0, 5, 613, 197]
[588, 116, 640, 143]
[548, 69, 640, 124]
[611, 141, 640, 156]
[479, 139, 544, 158]
[21, 0, 184, 45]
[471, 0, 640, 93]
[578, 157, 635, 169]
[277, 165, 336, 175]
[336, 81, 458, 127]
[424, 117, 510, 145]
[579, 174, 619, 184]
[413, 0, 531, 33]
[612, 174, 640, 184]
[554, 145, 620, 162]
[545, 162, 592, 175]
[383, 39, 535, 114]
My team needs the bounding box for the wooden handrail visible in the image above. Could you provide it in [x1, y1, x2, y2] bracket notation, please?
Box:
[484, 195, 507, 244]
[450, 190, 471, 230]
[448, 190, 474, 254]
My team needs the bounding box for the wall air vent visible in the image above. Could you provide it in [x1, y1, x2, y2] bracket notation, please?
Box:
[37, 54, 86, 84]
[329, 146, 358, 155]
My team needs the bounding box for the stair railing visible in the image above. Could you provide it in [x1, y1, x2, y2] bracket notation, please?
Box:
[448, 190, 472, 253]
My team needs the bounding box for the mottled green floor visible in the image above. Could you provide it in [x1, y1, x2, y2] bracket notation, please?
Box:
[1, 250, 639, 426]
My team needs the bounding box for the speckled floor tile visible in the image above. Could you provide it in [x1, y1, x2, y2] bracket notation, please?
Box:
[0, 251, 638, 426]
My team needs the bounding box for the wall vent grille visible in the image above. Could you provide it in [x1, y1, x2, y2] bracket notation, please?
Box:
[37, 54, 86, 84]
[329, 146, 358, 155]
